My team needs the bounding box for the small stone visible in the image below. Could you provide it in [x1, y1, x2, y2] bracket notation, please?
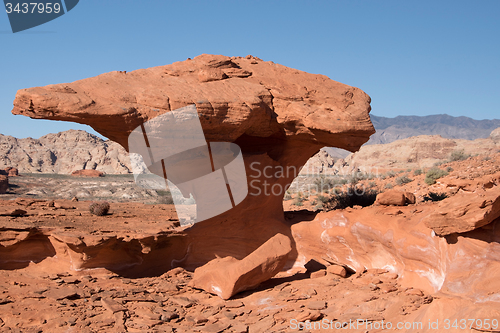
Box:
[44, 287, 79, 300]
[327, 265, 347, 278]
[171, 296, 195, 308]
[101, 297, 126, 313]
[232, 323, 249, 333]
[225, 300, 244, 308]
[202, 322, 231, 333]
[160, 310, 179, 322]
[310, 269, 327, 278]
[307, 300, 327, 310]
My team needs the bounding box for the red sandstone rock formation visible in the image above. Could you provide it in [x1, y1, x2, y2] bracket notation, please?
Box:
[11, 54, 374, 274]
[189, 233, 292, 299]
[10, 55, 500, 320]
[422, 187, 500, 236]
[375, 189, 415, 206]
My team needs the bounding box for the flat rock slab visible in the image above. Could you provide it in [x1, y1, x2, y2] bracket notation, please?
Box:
[423, 187, 500, 235]
[190, 233, 292, 299]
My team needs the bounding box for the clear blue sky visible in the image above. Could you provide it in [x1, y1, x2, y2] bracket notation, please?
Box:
[1, 0, 499, 139]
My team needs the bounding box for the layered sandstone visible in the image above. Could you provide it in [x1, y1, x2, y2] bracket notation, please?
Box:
[11, 54, 374, 272]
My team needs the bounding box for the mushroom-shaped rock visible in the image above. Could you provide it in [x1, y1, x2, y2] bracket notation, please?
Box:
[11, 54, 374, 270]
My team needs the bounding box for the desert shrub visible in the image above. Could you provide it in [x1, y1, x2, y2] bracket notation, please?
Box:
[89, 201, 110, 216]
[317, 194, 329, 203]
[313, 176, 337, 193]
[347, 175, 360, 185]
[423, 192, 448, 202]
[156, 190, 174, 204]
[425, 168, 449, 185]
[446, 166, 454, 173]
[293, 192, 305, 206]
[414, 169, 423, 176]
[368, 181, 377, 188]
[323, 186, 378, 211]
[385, 183, 393, 189]
[315, 203, 324, 211]
[483, 156, 492, 161]
[385, 171, 397, 178]
[283, 192, 293, 201]
[364, 173, 376, 181]
[449, 149, 470, 162]
[351, 172, 375, 182]
[293, 198, 304, 206]
[396, 175, 413, 185]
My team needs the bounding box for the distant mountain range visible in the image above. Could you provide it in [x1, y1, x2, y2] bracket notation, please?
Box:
[367, 114, 500, 145]
[323, 114, 500, 159]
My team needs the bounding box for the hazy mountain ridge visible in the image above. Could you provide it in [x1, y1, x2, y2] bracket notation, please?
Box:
[368, 114, 500, 144]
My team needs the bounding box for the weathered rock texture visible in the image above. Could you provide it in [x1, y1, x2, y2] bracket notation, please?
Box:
[0, 130, 131, 174]
[376, 190, 415, 206]
[11, 54, 374, 270]
[189, 233, 292, 299]
[375, 190, 407, 206]
[12, 54, 374, 152]
[422, 188, 500, 236]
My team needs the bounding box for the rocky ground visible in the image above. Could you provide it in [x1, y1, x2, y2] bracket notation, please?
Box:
[4, 54, 500, 333]
[1, 152, 500, 332]
[0, 262, 433, 333]
[2, 174, 163, 203]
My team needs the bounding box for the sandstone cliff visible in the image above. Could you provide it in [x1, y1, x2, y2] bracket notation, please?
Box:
[0, 130, 131, 174]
